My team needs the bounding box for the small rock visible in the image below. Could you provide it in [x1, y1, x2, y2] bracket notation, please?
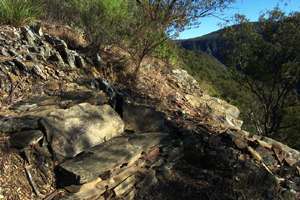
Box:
[21, 26, 36, 46]
[0, 47, 10, 56]
[31, 24, 43, 36]
[13, 58, 27, 72]
[75, 54, 85, 68]
[94, 53, 104, 67]
[0, 116, 39, 133]
[7, 49, 18, 57]
[25, 54, 34, 61]
[114, 175, 136, 197]
[233, 138, 248, 149]
[48, 52, 65, 67]
[32, 65, 47, 80]
[44, 34, 68, 49]
[10, 130, 44, 149]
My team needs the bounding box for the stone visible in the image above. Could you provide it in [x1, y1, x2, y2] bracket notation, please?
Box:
[44, 34, 80, 68]
[114, 175, 136, 197]
[0, 116, 39, 133]
[170, 69, 202, 93]
[123, 102, 167, 132]
[10, 130, 43, 149]
[57, 132, 169, 184]
[31, 24, 43, 37]
[21, 26, 36, 46]
[185, 94, 243, 129]
[57, 47, 76, 68]
[91, 79, 115, 100]
[75, 54, 85, 68]
[7, 49, 18, 57]
[0, 47, 10, 56]
[32, 65, 47, 80]
[48, 52, 65, 67]
[94, 53, 104, 67]
[40, 103, 124, 159]
[125, 189, 136, 200]
[44, 34, 68, 49]
[25, 54, 34, 61]
[12, 103, 38, 112]
[59, 90, 109, 107]
[55, 44, 80, 68]
[12, 58, 27, 73]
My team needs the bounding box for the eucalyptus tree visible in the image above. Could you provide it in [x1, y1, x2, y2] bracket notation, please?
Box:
[124, 0, 235, 73]
[223, 10, 300, 136]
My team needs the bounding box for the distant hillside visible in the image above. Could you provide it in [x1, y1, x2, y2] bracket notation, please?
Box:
[176, 23, 259, 63]
[176, 29, 226, 63]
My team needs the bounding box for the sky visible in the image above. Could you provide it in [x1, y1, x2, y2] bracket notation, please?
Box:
[177, 0, 300, 39]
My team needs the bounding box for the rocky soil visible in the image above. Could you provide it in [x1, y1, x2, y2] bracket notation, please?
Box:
[0, 25, 299, 200]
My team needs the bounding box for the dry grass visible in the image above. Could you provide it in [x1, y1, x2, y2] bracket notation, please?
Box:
[0, 136, 33, 200]
[0, 133, 56, 200]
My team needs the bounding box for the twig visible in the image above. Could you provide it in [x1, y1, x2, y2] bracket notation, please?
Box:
[24, 165, 44, 198]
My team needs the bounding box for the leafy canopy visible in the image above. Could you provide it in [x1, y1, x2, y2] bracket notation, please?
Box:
[223, 9, 300, 136]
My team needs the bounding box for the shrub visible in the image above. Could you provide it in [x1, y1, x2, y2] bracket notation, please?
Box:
[42, 0, 130, 48]
[0, 0, 42, 26]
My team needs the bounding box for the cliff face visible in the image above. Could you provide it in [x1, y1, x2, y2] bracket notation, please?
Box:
[176, 30, 227, 63]
[0, 25, 299, 200]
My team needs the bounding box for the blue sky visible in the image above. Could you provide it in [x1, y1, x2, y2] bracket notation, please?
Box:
[178, 0, 300, 39]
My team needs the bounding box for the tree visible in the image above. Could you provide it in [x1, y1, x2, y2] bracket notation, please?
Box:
[223, 9, 300, 136]
[123, 0, 235, 74]
[42, 0, 235, 74]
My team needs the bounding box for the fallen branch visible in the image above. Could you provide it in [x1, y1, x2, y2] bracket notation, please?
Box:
[25, 165, 44, 198]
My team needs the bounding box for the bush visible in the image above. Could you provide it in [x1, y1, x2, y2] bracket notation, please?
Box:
[0, 0, 42, 26]
[42, 0, 131, 48]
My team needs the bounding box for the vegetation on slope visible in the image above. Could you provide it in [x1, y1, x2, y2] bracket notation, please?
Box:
[0, 0, 42, 26]
[0, 0, 299, 148]
[177, 10, 300, 149]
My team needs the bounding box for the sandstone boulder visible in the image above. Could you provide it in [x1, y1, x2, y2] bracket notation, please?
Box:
[40, 103, 124, 159]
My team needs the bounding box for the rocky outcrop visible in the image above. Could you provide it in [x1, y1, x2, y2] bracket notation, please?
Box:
[0, 24, 300, 200]
[185, 93, 243, 129]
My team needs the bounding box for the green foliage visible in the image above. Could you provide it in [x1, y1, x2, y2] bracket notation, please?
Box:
[223, 10, 300, 137]
[42, 0, 131, 47]
[0, 0, 42, 26]
[153, 41, 182, 66]
[41, 0, 235, 73]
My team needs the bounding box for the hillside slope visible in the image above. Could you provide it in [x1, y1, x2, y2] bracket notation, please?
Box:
[0, 25, 299, 200]
[176, 23, 259, 63]
[176, 29, 226, 63]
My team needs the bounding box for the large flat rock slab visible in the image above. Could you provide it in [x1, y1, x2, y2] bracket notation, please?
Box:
[57, 132, 169, 185]
[41, 103, 124, 159]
